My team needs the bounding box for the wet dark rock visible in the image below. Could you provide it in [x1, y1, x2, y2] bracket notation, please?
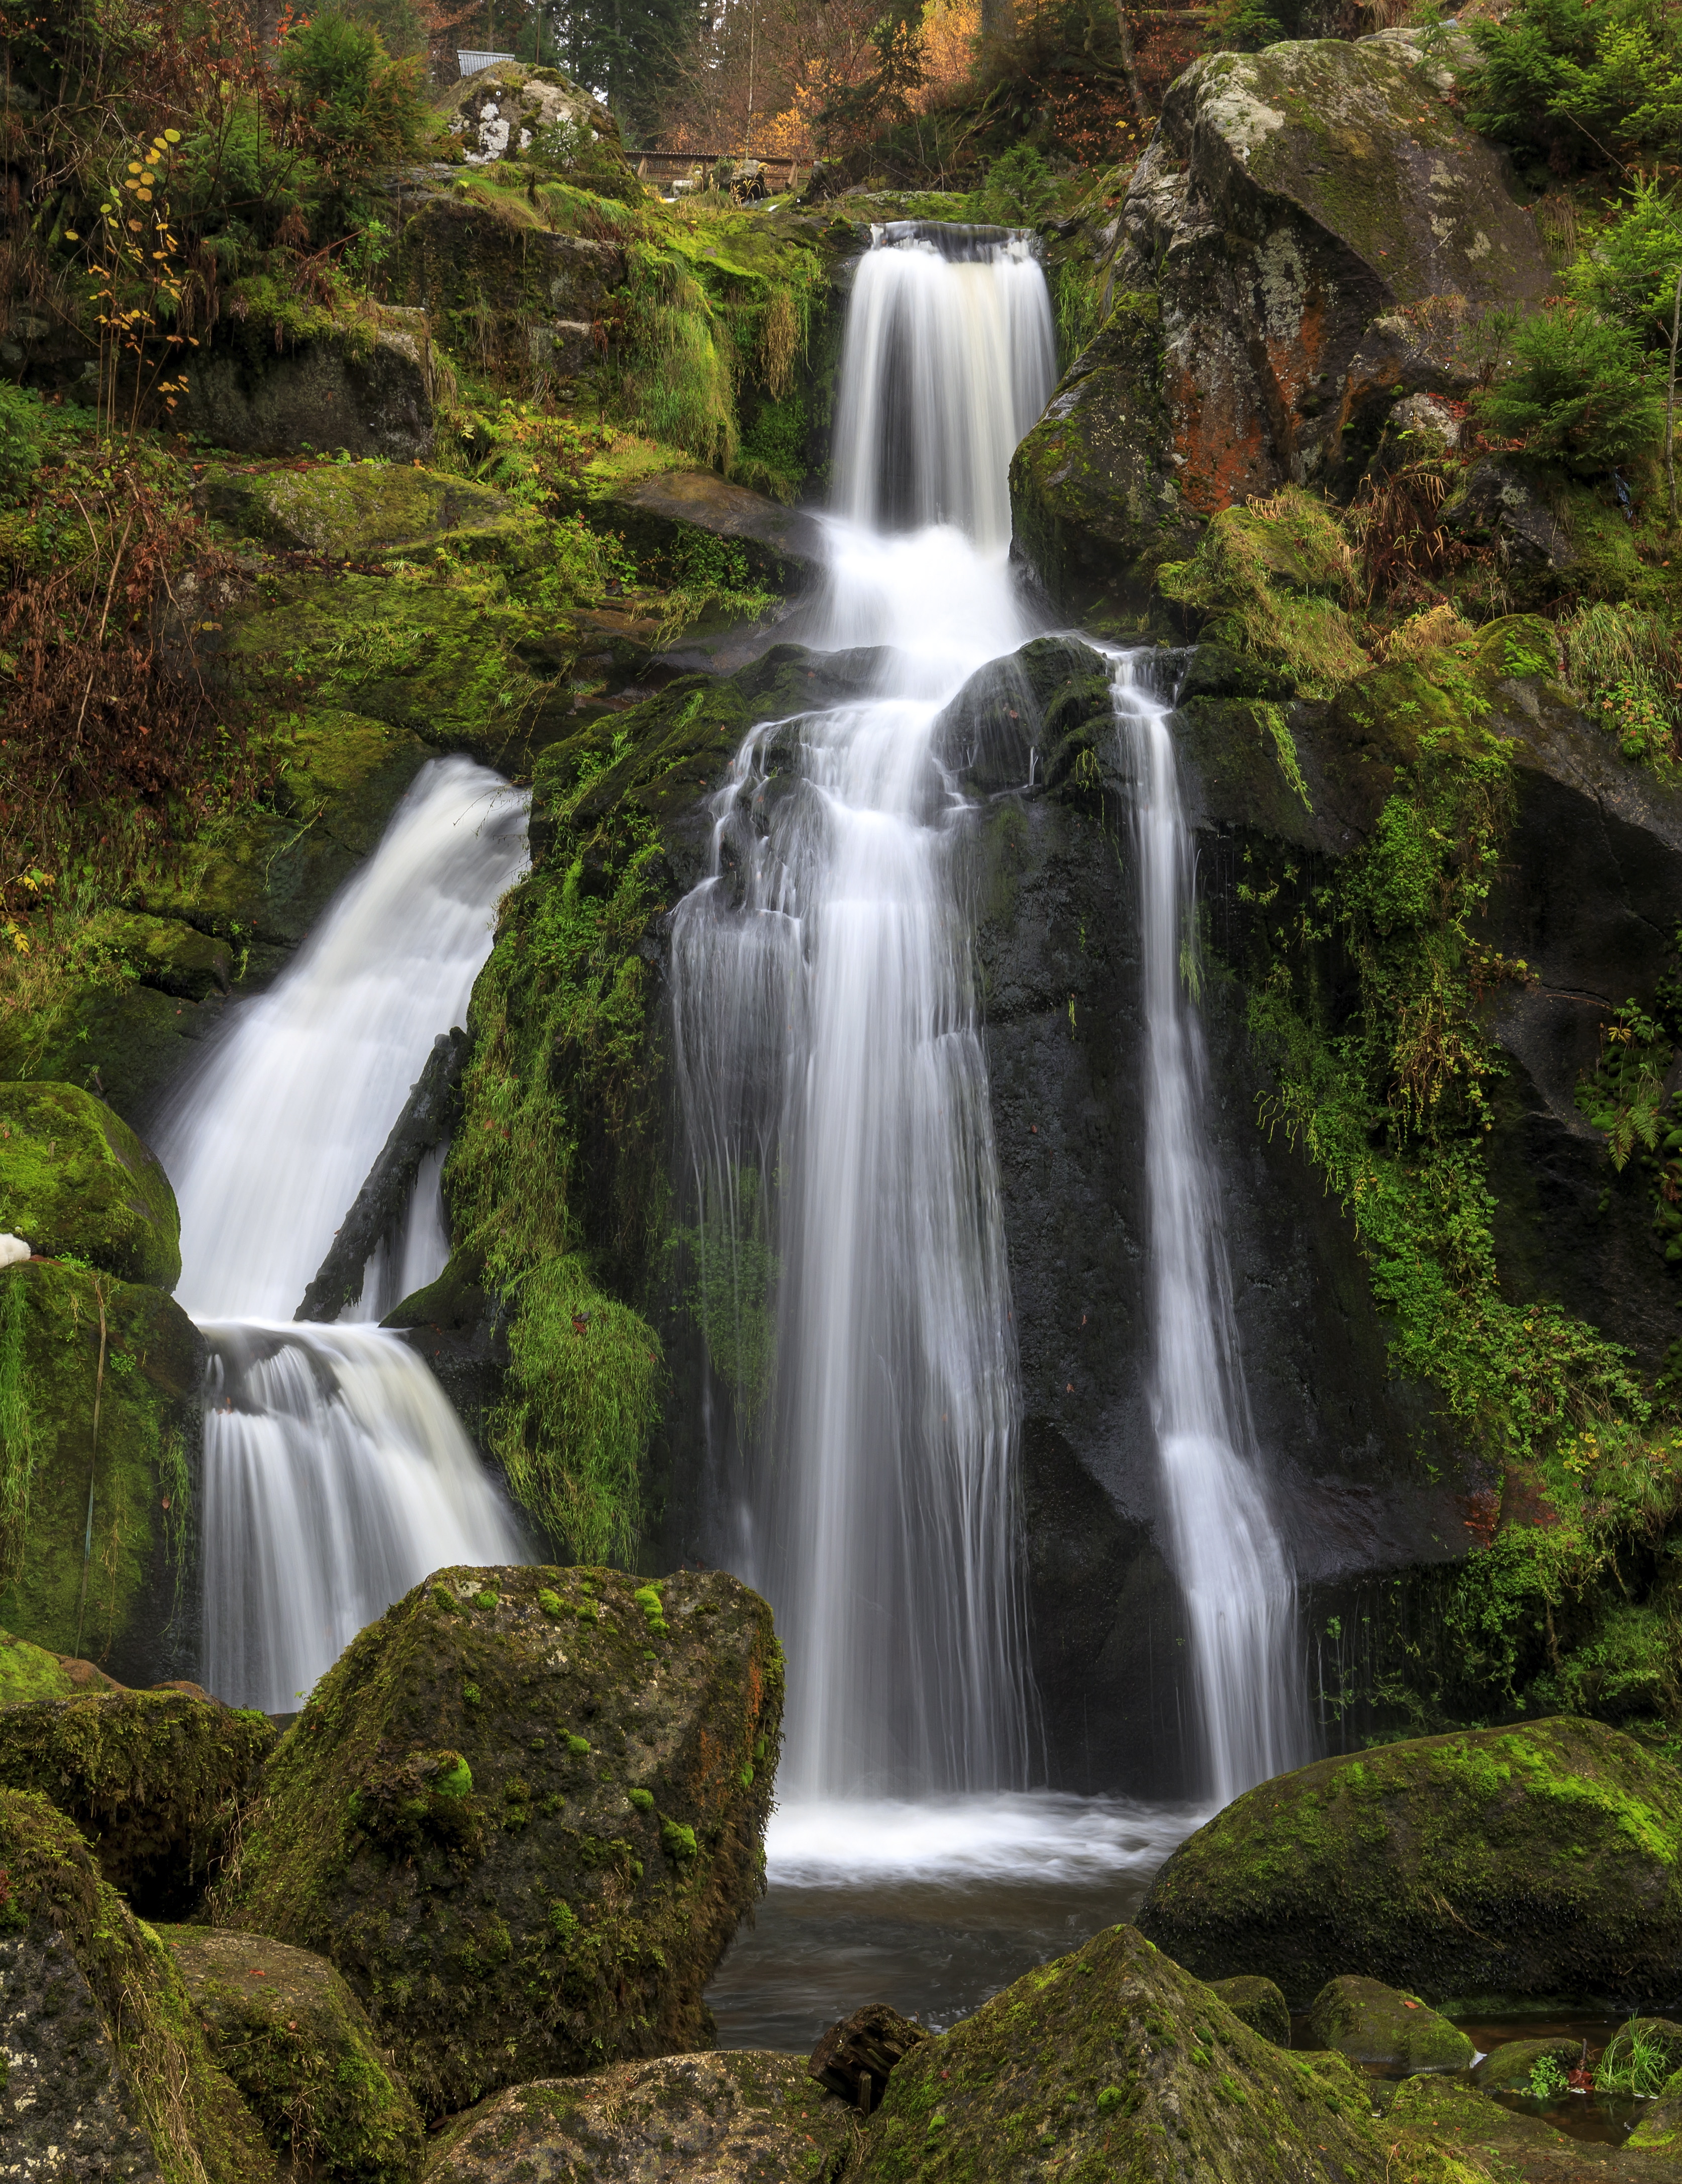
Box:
[298, 1028, 468, 1321]
[1443, 459, 1575, 572]
[220, 1563, 782, 2119]
[177, 315, 437, 462]
[1135, 1716, 1682, 2007]
[1207, 1974, 1291, 2046]
[429, 2053, 854, 2182]
[932, 636, 1108, 794]
[1307, 1975, 1474, 2074]
[808, 2001, 929, 2111]
[608, 468, 824, 584]
[0, 1689, 274, 1919]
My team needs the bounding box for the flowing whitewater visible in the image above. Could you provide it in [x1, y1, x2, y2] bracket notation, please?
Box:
[671, 227, 1053, 1799]
[1111, 657, 1308, 1803]
[158, 758, 531, 1711]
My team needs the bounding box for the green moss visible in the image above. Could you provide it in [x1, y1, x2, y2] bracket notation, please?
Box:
[1158, 489, 1368, 696]
[1136, 1716, 1682, 2008]
[158, 1927, 425, 2184]
[219, 1562, 781, 2119]
[0, 1079, 181, 1288]
[0, 1788, 276, 2181]
[0, 1262, 201, 1684]
[0, 1626, 75, 1707]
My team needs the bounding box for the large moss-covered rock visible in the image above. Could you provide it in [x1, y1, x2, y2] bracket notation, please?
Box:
[1008, 292, 1200, 621]
[176, 312, 436, 461]
[441, 58, 628, 178]
[1470, 2037, 1580, 2094]
[0, 1624, 83, 1705]
[852, 1921, 1434, 2182]
[1135, 1717, 1682, 2006]
[201, 460, 541, 567]
[1307, 1975, 1473, 2074]
[0, 1079, 180, 1287]
[1118, 31, 1549, 509]
[428, 2053, 852, 2182]
[159, 1928, 425, 2184]
[221, 1563, 782, 2118]
[1391, 2071, 1676, 2180]
[0, 1690, 274, 1917]
[0, 1787, 277, 2181]
[0, 1260, 204, 1688]
[1207, 1974, 1291, 2046]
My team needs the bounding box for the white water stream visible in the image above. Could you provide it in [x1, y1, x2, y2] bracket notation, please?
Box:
[672, 228, 1053, 1799]
[1112, 659, 1307, 1803]
[158, 757, 531, 1711]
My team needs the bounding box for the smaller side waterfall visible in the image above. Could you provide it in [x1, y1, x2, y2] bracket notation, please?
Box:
[158, 758, 532, 1711]
[1112, 656, 1307, 1804]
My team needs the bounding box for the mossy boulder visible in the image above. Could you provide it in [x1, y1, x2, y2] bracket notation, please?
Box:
[176, 313, 436, 462]
[1008, 292, 1200, 622]
[220, 1563, 782, 2118]
[1389, 2071, 1673, 2180]
[0, 1624, 83, 1706]
[201, 460, 541, 568]
[0, 1786, 277, 2181]
[1120, 30, 1550, 505]
[0, 1690, 274, 1918]
[1135, 1717, 1682, 2007]
[0, 1259, 204, 1689]
[852, 1922, 1429, 2182]
[0, 1079, 180, 1287]
[1307, 1976, 1473, 2075]
[1470, 2036, 1581, 2094]
[1631, 2068, 1682, 2154]
[428, 2053, 852, 2182]
[1207, 1974, 1291, 2047]
[159, 1927, 425, 2184]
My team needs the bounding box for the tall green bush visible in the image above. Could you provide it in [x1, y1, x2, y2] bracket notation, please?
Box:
[1468, 0, 1682, 169]
[1476, 304, 1662, 468]
[277, 9, 429, 189]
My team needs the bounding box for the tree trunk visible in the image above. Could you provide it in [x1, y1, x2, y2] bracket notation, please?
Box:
[1114, 0, 1148, 123]
[980, 0, 1017, 45]
[1667, 265, 1681, 529]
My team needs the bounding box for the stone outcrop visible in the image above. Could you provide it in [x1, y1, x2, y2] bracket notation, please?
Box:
[1134, 1716, 1682, 2005]
[1207, 1974, 1290, 2045]
[161, 1928, 426, 2184]
[1307, 1975, 1474, 2074]
[608, 468, 825, 582]
[1014, 30, 1552, 615]
[851, 1920, 1402, 2182]
[440, 59, 627, 178]
[1122, 31, 1549, 507]
[198, 460, 541, 567]
[0, 1260, 204, 1688]
[0, 1786, 277, 2180]
[176, 311, 438, 461]
[220, 1563, 782, 2118]
[0, 1689, 273, 1918]
[0, 1080, 180, 1287]
[428, 2053, 854, 2182]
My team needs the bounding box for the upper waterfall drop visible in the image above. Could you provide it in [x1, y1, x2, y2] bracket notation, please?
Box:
[1110, 656, 1309, 1804]
[670, 224, 1056, 1802]
[158, 757, 532, 1712]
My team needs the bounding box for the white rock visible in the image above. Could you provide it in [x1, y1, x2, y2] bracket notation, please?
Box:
[0, 1235, 31, 1268]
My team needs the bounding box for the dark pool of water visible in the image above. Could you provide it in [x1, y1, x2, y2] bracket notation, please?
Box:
[704, 1793, 1198, 2050]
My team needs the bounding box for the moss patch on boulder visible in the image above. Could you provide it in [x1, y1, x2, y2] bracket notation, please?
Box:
[852, 1921, 1485, 2183]
[219, 1562, 782, 2118]
[1308, 1975, 1474, 2075]
[0, 1259, 203, 1689]
[0, 1786, 276, 2181]
[428, 2052, 851, 2182]
[1470, 2036, 1581, 2094]
[201, 461, 542, 568]
[0, 1624, 80, 1706]
[158, 1927, 425, 2184]
[0, 1080, 180, 1288]
[0, 1690, 273, 1917]
[1207, 1973, 1291, 2047]
[1135, 1717, 1682, 2007]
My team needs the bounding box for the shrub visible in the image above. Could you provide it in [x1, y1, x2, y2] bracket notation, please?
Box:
[0, 384, 47, 505]
[1569, 178, 1682, 350]
[277, 9, 429, 187]
[969, 144, 1060, 228]
[1476, 304, 1662, 469]
[1468, 0, 1682, 170]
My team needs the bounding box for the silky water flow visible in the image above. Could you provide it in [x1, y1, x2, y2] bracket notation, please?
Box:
[1110, 656, 1308, 1804]
[680, 227, 1206, 2045]
[158, 758, 531, 1713]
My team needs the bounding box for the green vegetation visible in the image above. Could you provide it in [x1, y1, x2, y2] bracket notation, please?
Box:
[1467, 0, 1682, 172]
[1596, 2018, 1682, 2098]
[1476, 304, 1663, 469]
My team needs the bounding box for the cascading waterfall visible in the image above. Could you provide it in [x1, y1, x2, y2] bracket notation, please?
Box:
[1110, 657, 1308, 1803]
[671, 225, 1054, 1799]
[157, 757, 531, 1711]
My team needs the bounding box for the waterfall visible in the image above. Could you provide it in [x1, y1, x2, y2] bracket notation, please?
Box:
[157, 757, 532, 1712]
[670, 225, 1055, 1798]
[1111, 657, 1307, 1804]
